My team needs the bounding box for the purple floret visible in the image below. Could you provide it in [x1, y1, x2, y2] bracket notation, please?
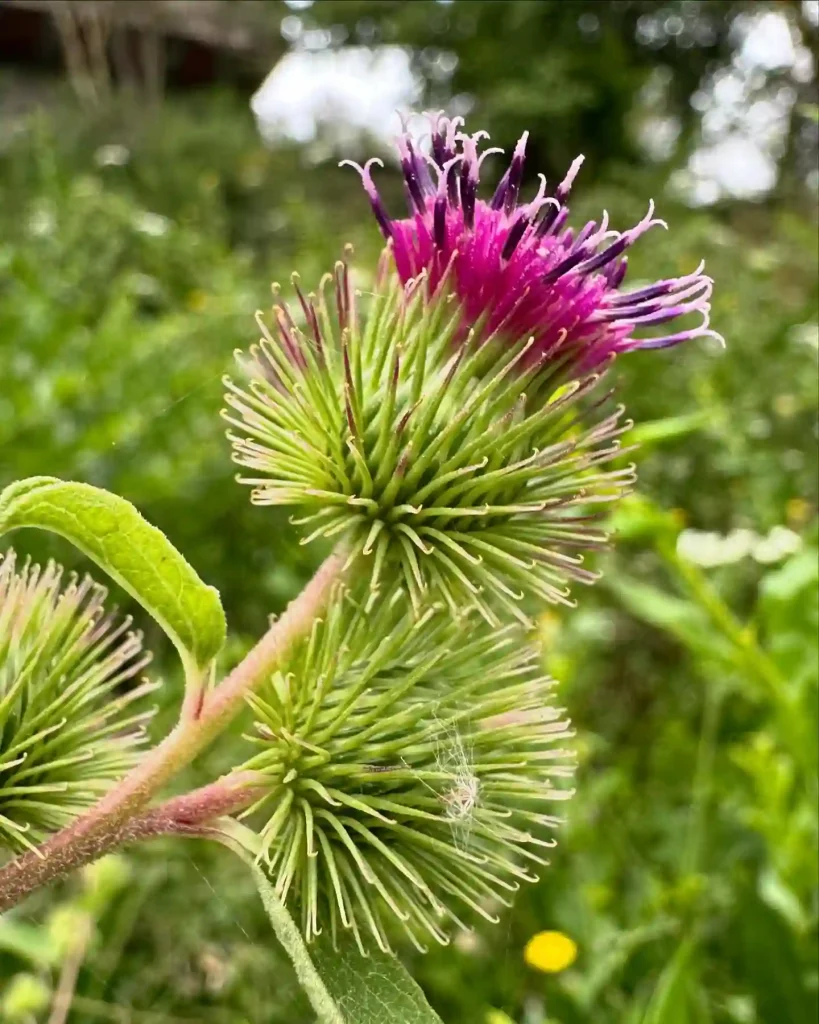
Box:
[343, 113, 721, 369]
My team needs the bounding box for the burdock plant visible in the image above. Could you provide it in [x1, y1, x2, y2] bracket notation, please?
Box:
[0, 115, 718, 1022]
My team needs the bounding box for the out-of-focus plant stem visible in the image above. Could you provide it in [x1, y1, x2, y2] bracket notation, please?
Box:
[658, 537, 815, 786]
[657, 537, 786, 696]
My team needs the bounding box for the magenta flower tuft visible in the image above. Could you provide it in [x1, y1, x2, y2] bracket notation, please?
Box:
[343, 113, 721, 368]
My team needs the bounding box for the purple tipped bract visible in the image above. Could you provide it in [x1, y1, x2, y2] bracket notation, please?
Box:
[343, 113, 721, 368]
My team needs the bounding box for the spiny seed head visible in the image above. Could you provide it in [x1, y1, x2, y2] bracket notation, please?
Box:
[0, 550, 156, 854]
[234, 587, 574, 954]
[224, 260, 634, 624]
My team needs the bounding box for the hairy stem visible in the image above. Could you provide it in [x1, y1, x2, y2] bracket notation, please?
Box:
[0, 547, 347, 911]
[0, 774, 264, 912]
[246, 858, 345, 1024]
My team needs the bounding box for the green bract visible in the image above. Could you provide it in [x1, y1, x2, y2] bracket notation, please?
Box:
[224, 259, 634, 625]
[234, 587, 574, 954]
[0, 550, 155, 853]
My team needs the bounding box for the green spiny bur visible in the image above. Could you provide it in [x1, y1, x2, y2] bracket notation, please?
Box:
[0, 550, 156, 852]
[225, 261, 634, 625]
[235, 584, 574, 954]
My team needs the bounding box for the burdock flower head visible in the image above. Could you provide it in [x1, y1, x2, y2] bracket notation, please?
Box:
[225, 114, 719, 623]
[344, 112, 721, 368]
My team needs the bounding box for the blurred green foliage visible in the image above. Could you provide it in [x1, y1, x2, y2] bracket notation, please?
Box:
[0, 0, 817, 1020]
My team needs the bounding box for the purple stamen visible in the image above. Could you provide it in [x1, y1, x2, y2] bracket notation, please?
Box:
[446, 165, 460, 207]
[606, 279, 711, 320]
[607, 261, 707, 307]
[501, 213, 531, 262]
[397, 134, 429, 212]
[542, 247, 592, 285]
[536, 204, 569, 239]
[490, 131, 528, 214]
[636, 326, 723, 350]
[555, 155, 584, 204]
[577, 235, 630, 276]
[433, 194, 447, 249]
[339, 157, 393, 238]
[402, 164, 426, 212]
[574, 220, 600, 248]
[607, 258, 628, 289]
[505, 133, 527, 215]
[431, 130, 448, 167]
[593, 301, 662, 322]
[459, 135, 483, 230]
[524, 175, 558, 223]
[577, 204, 665, 277]
[346, 116, 719, 369]
[461, 171, 477, 230]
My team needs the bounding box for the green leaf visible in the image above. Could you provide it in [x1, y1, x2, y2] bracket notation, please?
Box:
[733, 884, 816, 1024]
[311, 932, 443, 1024]
[607, 575, 734, 665]
[642, 938, 697, 1024]
[758, 546, 819, 685]
[798, 102, 819, 124]
[0, 476, 225, 674]
[758, 866, 809, 934]
[0, 916, 57, 968]
[573, 919, 677, 1011]
[247, 860, 442, 1024]
[627, 411, 711, 448]
[608, 494, 680, 543]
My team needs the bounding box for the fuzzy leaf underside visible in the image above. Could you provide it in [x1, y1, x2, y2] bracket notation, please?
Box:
[0, 477, 225, 673]
[249, 863, 442, 1024]
[310, 933, 444, 1024]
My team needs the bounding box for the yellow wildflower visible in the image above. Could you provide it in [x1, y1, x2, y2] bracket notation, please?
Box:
[524, 930, 578, 973]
